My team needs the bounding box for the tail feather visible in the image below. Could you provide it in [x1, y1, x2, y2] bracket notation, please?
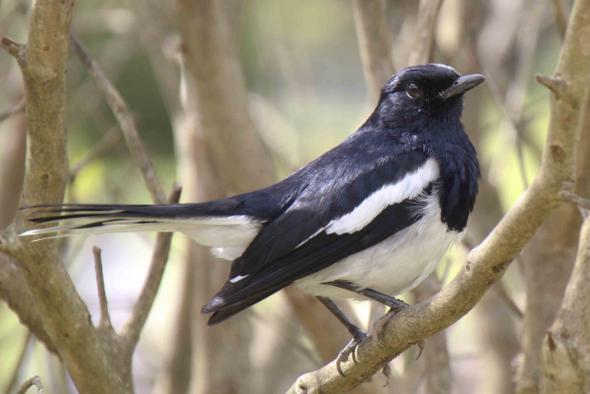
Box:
[19, 203, 263, 258]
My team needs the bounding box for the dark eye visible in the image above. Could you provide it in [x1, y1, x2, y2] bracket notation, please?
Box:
[406, 83, 422, 98]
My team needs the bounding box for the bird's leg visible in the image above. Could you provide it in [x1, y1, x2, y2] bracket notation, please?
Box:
[317, 296, 367, 376]
[325, 280, 425, 359]
[326, 280, 408, 312]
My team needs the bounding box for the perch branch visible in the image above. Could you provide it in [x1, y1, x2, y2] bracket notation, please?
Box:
[287, 0, 590, 391]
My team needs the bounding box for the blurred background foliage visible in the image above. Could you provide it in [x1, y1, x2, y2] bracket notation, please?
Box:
[0, 0, 574, 393]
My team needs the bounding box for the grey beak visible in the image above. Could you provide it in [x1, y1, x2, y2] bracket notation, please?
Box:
[440, 74, 485, 99]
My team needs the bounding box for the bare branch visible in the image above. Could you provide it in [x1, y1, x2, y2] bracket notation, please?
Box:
[121, 185, 181, 349]
[287, 0, 590, 390]
[551, 0, 569, 38]
[559, 190, 590, 211]
[0, 99, 25, 123]
[353, 0, 394, 102]
[541, 212, 590, 390]
[92, 246, 113, 331]
[69, 34, 167, 204]
[16, 375, 43, 394]
[536, 74, 567, 98]
[407, 0, 443, 66]
[0, 254, 56, 352]
[0, 36, 25, 61]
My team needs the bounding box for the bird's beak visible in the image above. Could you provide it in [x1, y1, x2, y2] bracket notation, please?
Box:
[440, 74, 485, 100]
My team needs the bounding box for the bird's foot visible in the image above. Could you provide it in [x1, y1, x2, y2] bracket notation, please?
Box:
[336, 331, 368, 376]
[384, 296, 410, 314]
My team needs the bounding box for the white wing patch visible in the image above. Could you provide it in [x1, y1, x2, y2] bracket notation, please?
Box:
[325, 158, 440, 235]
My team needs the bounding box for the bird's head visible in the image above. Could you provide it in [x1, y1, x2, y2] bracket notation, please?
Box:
[372, 64, 484, 129]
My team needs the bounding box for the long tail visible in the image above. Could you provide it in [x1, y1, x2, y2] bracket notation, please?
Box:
[20, 202, 263, 259]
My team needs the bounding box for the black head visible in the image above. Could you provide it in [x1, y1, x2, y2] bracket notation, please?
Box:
[371, 64, 484, 129]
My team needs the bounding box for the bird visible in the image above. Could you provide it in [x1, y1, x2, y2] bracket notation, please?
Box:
[21, 63, 483, 366]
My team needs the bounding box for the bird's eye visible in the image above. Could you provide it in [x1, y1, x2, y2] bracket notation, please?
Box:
[406, 83, 422, 98]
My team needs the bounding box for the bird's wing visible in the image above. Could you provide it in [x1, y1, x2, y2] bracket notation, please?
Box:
[204, 148, 441, 323]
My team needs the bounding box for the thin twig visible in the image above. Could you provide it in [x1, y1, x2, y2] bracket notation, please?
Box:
[69, 33, 167, 204]
[0, 99, 25, 123]
[353, 0, 395, 102]
[536, 74, 567, 98]
[69, 126, 122, 182]
[559, 190, 590, 211]
[92, 246, 113, 330]
[121, 185, 181, 349]
[16, 375, 43, 394]
[0, 36, 25, 61]
[407, 0, 443, 66]
[6, 332, 34, 394]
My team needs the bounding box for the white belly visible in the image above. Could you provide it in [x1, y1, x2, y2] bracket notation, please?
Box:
[295, 195, 460, 299]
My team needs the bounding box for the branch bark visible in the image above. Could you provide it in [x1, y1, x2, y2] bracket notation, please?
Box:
[540, 211, 590, 392]
[287, 0, 590, 391]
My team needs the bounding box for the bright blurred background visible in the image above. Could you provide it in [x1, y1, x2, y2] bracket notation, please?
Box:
[0, 0, 571, 393]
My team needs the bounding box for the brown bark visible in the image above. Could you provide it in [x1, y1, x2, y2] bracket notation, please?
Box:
[540, 211, 590, 393]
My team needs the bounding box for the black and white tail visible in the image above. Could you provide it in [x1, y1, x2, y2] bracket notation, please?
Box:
[19, 203, 264, 260]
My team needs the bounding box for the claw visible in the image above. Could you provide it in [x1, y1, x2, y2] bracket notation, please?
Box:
[336, 332, 368, 376]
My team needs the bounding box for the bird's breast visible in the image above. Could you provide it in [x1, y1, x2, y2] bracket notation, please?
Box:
[295, 192, 461, 299]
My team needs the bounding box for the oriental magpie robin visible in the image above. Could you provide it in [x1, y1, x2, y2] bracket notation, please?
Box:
[22, 64, 483, 362]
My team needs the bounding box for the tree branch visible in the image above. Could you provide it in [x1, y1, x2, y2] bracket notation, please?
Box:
[559, 190, 590, 211]
[69, 33, 167, 204]
[352, 0, 394, 102]
[121, 185, 181, 349]
[92, 246, 113, 331]
[541, 211, 590, 391]
[407, 0, 443, 66]
[287, 0, 590, 391]
[0, 36, 25, 62]
[16, 376, 43, 394]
